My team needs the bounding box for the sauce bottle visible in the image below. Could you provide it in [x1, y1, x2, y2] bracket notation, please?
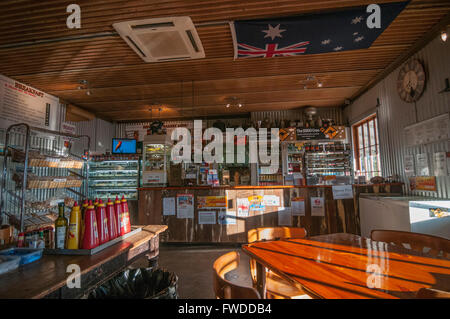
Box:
[55, 202, 68, 249]
[66, 202, 81, 249]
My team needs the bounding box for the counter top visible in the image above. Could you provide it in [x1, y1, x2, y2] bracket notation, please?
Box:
[138, 183, 404, 191]
[0, 225, 167, 299]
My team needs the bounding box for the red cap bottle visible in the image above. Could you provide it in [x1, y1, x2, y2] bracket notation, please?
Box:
[106, 198, 118, 240]
[114, 196, 123, 237]
[82, 203, 99, 249]
[96, 199, 110, 245]
[120, 195, 131, 235]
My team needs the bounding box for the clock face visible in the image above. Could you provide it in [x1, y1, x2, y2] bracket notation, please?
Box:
[397, 60, 426, 103]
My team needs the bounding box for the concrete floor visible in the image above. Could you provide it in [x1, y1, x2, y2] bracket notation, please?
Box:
[130, 244, 253, 299]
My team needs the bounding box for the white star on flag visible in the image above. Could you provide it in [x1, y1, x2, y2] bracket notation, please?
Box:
[321, 39, 331, 45]
[333, 46, 343, 51]
[262, 24, 286, 40]
[351, 16, 363, 24]
[354, 36, 364, 42]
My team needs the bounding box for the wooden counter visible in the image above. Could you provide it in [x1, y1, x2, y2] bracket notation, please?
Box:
[138, 184, 403, 243]
[0, 225, 167, 299]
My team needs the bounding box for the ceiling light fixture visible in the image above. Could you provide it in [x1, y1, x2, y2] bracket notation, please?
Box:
[317, 81, 323, 88]
[225, 97, 243, 108]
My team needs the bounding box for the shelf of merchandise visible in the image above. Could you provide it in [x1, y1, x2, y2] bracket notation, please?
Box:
[0, 123, 90, 232]
[88, 158, 139, 201]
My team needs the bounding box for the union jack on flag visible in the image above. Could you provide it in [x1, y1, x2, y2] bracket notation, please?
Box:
[230, 1, 409, 59]
[237, 41, 310, 58]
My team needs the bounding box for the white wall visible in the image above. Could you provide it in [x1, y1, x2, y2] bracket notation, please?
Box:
[344, 36, 450, 198]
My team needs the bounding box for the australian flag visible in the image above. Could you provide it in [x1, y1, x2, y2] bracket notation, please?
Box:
[230, 1, 409, 59]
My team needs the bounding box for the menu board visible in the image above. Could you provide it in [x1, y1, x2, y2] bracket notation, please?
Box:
[0, 74, 60, 130]
[404, 113, 449, 147]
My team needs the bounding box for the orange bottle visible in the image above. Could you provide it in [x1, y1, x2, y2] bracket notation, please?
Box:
[82, 201, 99, 249]
[120, 195, 131, 235]
[106, 198, 118, 240]
[96, 199, 110, 245]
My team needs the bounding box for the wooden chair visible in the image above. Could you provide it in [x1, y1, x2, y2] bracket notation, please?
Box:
[416, 288, 450, 299]
[247, 227, 312, 299]
[371, 230, 450, 258]
[213, 251, 261, 299]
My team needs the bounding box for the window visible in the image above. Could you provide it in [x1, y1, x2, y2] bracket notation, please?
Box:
[352, 114, 381, 180]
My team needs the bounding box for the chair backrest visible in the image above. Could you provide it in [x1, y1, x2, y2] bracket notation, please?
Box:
[248, 227, 307, 244]
[416, 288, 450, 299]
[371, 230, 450, 258]
[213, 251, 261, 299]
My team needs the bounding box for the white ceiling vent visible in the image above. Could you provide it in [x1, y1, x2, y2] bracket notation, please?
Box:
[113, 16, 205, 63]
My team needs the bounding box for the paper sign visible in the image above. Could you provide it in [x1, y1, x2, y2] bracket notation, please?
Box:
[218, 209, 236, 225]
[409, 176, 437, 192]
[278, 207, 292, 226]
[262, 195, 280, 206]
[434, 152, 447, 177]
[177, 194, 194, 219]
[163, 197, 176, 216]
[291, 197, 305, 216]
[404, 155, 415, 177]
[198, 211, 216, 224]
[416, 153, 430, 176]
[332, 185, 353, 200]
[248, 195, 265, 211]
[197, 196, 227, 209]
[311, 197, 325, 216]
[237, 198, 250, 217]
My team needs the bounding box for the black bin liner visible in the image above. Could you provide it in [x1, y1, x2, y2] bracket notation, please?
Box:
[89, 268, 178, 299]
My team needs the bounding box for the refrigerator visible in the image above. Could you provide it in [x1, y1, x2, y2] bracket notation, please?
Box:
[359, 195, 450, 239]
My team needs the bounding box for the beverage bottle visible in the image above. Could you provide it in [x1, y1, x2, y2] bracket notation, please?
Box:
[17, 232, 24, 247]
[66, 202, 81, 249]
[36, 229, 46, 249]
[55, 202, 68, 249]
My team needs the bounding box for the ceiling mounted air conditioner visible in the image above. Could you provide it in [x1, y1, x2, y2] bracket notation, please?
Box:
[113, 16, 205, 63]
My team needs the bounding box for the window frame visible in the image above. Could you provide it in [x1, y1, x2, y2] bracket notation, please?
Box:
[352, 114, 381, 178]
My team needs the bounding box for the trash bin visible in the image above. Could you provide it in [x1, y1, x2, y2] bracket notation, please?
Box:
[88, 267, 178, 299]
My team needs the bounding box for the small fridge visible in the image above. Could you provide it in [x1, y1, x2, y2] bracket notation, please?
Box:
[360, 195, 450, 239]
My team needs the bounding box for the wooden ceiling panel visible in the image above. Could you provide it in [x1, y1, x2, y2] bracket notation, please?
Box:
[0, 0, 448, 121]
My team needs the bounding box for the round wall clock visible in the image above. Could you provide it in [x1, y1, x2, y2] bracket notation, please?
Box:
[397, 60, 426, 103]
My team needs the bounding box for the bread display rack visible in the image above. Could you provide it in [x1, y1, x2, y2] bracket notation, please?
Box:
[0, 123, 90, 232]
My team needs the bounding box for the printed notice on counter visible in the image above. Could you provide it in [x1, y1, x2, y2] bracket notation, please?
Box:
[236, 198, 250, 217]
[163, 197, 176, 216]
[197, 196, 227, 209]
[404, 155, 415, 177]
[332, 185, 353, 200]
[0, 74, 60, 130]
[218, 209, 236, 225]
[416, 153, 430, 176]
[291, 197, 305, 216]
[262, 195, 280, 206]
[311, 197, 325, 216]
[176, 194, 194, 219]
[198, 211, 216, 224]
[278, 207, 292, 226]
[434, 152, 448, 177]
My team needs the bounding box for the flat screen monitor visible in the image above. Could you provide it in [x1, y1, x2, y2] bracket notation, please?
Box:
[112, 138, 137, 154]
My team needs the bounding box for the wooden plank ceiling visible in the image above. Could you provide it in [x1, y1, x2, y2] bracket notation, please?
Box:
[0, 0, 449, 121]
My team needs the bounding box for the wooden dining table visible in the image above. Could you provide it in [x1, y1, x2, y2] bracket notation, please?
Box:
[241, 233, 450, 299]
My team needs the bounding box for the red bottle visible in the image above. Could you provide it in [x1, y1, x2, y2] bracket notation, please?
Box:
[106, 198, 118, 240]
[120, 195, 131, 235]
[114, 196, 123, 237]
[96, 199, 110, 245]
[82, 202, 99, 249]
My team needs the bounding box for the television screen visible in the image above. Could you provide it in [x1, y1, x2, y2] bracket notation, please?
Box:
[112, 138, 137, 154]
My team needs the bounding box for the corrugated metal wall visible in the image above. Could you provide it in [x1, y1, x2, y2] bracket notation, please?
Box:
[344, 36, 450, 198]
[67, 118, 115, 154]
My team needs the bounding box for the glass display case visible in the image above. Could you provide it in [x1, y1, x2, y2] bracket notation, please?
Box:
[88, 155, 139, 200]
[304, 141, 352, 185]
[282, 141, 305, 185]
[142, 135, 171, 186]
